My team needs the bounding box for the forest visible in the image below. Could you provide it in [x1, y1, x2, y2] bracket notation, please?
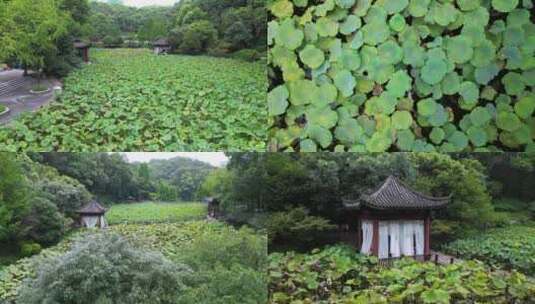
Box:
[0, 152, 266, 303]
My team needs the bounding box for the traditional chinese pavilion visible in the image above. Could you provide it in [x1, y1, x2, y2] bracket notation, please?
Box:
[74, 40, 91, 63]
[343, 176, 450, 260]
[77, 200, 108, 229]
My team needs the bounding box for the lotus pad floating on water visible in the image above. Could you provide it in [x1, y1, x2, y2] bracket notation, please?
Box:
[268, 0, 535, 152]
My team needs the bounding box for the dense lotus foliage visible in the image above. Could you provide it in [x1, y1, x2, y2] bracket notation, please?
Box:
[443, 225, 535, 274]
[269, 246, 535, 303]
[268, 0, 535, 152]
[0, 49, 267, 151]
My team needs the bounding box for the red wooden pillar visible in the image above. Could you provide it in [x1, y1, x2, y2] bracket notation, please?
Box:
[83, 48, 89, 63]
[371, 219, 379, 256]
[424, 215, 431, 258]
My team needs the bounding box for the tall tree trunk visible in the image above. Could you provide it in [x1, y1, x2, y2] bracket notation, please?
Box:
[23, 65, 28, 76]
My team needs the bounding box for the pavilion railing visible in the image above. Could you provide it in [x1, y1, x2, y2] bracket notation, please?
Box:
[378, 253, 458, 267]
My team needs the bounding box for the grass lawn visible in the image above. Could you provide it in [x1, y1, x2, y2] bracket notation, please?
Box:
[106, 201, 207, 225]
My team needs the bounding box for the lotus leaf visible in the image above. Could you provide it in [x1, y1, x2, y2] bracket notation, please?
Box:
[270, 0, 294, 18]
[268, 85, 290, 116]
[306, 124, 333, 148]
[492, 0, 519, 12]
[300, 139, 318, 151]
[299, 45, 325, 69]
[268, 0, 535, 151]
[306, 105, 338, 129]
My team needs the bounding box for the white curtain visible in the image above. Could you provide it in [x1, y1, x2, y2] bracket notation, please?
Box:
[401, 221, 414, 256]
[378, 222, 389, 259]
[414, 220, 425, 255]
[82, 216, 99, 228]
[99, 216, 108, 228]
[360, 220, 373, 254]
[389, 221, 401, 258]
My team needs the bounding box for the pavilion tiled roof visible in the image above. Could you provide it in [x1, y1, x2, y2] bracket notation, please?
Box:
[153, 38, 170, 46]
[345, 176, 450, 210]
[77, 200, 107, 215]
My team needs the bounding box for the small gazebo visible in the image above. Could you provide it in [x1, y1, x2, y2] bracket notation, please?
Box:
[74, 40, 91, 63]
[204, 197, 220, 218]
[153, 38, 170, 55]
[77, 200, 108, 229]
[344, 176, 450, 260]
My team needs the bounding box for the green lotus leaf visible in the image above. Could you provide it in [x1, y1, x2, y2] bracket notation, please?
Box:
[448, 130, 469, 150]
[408, 0, 431, 17]
[474, 63, 500, 85]
[314, 0, 335, 16]
[294, 0, 308, 7]
[378, 40, 403, 65]
[268, 21, 278, 46]
[340, 15, 361, 35]
[335, 118, 364, 144]
[333, 70, 356, 97]
[367, 58, 395, 84]
[470, 107, 492, 126]
[412, 139, 435, 152]
[392, 111, 413, 130]
[512, 124, 532, 144]
[418, 98, 438, 116]
[441, 72, 461, 95]
[335, 0, 355, 9]
[354, 0, 372, 16]
[366, 132, 392, 152]
[457, 0, 481, 11]
[496, 111, 522, 131]
[270, 0, 294, 18]
[492, 0, 519, 12]
[503, 26, 525, 47]
[316, 83, 338, 106]
[299, 45, 325, 69]
[402, 42, 426, 67]
[382, 0, 409, 14]
[288, 79, 318, 105]
[306, 124, 333, 148]
[304, 23, 318, 42]
[421, 56, 448, 85]
[300, 139, 317, 151]
[376, 92, 398, 115]
[446, 36, 474, 64]
[471, 40, 496, 67]
[467, 126, 488, 146]
[361, 21, 390, 45]
[502, 72, 526, 96]
[459, 82, 479, 104]
[389, 14, 406, 32]
[306, 105, 339, 129]
[430, 127, 445, 144]
[428, 105, 449, 127]
[275, 19, 304, 50]
[268, 85, 290, 116]
[432, 2, 458, 27]
[481, 86, 497, 101]
[523, 70, 535, 86]
[396, 129, 415, 150]
[340, 48, 361, 71]
[514, 94, 535, 119]
[349, 31, 364, 49]
[386, 70, 412, 98]
[507, 9, 530, 27]
[281, 61, 305, 82]
[364, 6, 387, 23]
[316, 17, 339, 37]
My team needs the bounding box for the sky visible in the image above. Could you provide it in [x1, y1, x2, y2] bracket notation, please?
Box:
[121, 152, 228, 167]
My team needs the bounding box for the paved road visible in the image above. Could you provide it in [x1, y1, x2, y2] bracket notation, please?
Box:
[0, 92, 56, 125]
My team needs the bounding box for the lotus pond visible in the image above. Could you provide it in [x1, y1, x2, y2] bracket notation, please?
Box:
[0, 49, 267, 151]
[268, 0, 535, 152]
[269, 245, 535, 303]
[106, 201, 207, 225]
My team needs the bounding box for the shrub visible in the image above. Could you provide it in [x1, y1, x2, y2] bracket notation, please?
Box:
[102, 35, 123, 48]
[231, 49, 260, 62]
[268, 0, 535, 152]
[18, 197, 66, 245]
[17, 233, 191, 304]
[264, 207, 335, 244]
[19, 242, 42, 257]
[176, 227, 268, 304]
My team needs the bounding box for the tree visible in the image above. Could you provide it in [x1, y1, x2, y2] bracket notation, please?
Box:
[0, 0, 70, 75]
